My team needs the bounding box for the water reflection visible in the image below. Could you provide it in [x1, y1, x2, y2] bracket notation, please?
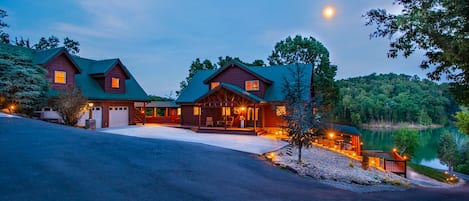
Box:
[360, 127, 468, 170]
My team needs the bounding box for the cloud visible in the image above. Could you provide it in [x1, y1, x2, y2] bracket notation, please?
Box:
[54, 0, 160, 39]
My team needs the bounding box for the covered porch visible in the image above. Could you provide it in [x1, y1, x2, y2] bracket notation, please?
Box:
[194, 83, 266, 134]
[314, 123, 362, 156]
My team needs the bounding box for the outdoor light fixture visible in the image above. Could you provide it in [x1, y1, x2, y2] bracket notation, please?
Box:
[9, 104, 15, 114]
[393, 148, 397, 152]
[329, 133, 334, 138]
[88, 102, 94, 119]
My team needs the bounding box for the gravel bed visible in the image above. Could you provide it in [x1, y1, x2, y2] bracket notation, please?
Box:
[270, 145, 411, 193]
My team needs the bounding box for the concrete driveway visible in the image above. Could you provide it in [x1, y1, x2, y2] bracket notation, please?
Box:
[102, 125, 288, 155]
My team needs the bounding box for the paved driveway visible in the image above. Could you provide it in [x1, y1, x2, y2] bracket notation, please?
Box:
[102, 125, 288, 154]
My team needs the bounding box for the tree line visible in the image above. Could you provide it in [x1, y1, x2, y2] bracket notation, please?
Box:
[329, 73, 459, 126]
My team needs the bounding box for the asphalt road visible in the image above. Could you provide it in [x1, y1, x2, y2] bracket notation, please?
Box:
[0, 116, 467, 201]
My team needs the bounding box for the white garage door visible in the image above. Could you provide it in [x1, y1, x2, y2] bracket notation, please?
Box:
[109, 106, 129, 128]
[78, 107, 103, 128]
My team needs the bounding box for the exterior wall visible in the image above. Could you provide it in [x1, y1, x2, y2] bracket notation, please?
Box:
[263, 104, 286, 128]
[105, 64, 127, 93]
[209, 66, 268, 98]
[180, 105, 199, 126]
[145, 108, 180, 124]
[89, 100, 135, 128]
[43, 53, 77, 90]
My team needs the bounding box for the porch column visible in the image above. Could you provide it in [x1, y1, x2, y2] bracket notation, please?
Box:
[198, 104, 202, 129]
[165, 108, 169, 117]
[253, 104, 257, 130]
[152, 107, 156, 117]
[143, 102, 146, 125]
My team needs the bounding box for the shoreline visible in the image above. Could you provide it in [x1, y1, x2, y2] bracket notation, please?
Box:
[360, 122, 443, 131]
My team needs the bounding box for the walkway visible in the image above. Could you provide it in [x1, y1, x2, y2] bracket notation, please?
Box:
[102, 124, 288, 154]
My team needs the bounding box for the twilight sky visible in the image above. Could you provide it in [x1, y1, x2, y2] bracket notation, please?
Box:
[1, 0, 430, 97]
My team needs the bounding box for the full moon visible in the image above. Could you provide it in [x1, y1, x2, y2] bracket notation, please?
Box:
[322, 5, 336, 19]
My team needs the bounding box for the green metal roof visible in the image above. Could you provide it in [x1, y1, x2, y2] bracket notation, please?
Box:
[69, 56, 149, 101]
[320, 123, 361, 136]
[4, 45, 149, 102]
[194, 83, 265, 103]
[33, 47, 63, 65]
[88, 59, 131, 79]
[176, 62, 312, 104]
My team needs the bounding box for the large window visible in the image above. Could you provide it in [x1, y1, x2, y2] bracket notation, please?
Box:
[211, 82, 220, 89]
[111, 77, 120, 88]
[245, 80, 259, 91]
[276, 105, 286, 116]
[247, 107, 259, 121]
[54, 71, 66, 84]
[221, 107, 231, 116]
[193, 106, 201, 116]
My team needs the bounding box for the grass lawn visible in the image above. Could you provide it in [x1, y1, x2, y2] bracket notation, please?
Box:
[408, 163, 459, 184]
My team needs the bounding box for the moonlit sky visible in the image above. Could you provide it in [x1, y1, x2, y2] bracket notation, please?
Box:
[0, 0, 430, 97]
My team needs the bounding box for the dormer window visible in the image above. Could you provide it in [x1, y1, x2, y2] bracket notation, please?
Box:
[211, 82, 220, 89]
[245, 80, 259, 91]
[112, 77, 120, 88]
[54, 71, 66, 84]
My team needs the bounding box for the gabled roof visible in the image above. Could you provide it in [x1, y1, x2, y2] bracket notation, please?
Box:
[4, 44, 151, 102]
[69, 55, 149, 101]
[176, 63, 312, 104]
[88, 59, 131, 79]
[34, 47, 81, 73]
[194, 83, 265, 103]
[203, 61, 273, 85]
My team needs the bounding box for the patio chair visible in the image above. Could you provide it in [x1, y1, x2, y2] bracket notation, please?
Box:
[206, 116, 214, 127]
[226, 116, 234, 127]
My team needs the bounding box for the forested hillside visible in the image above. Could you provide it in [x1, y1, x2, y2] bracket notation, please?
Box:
[330, 73, 459, 127]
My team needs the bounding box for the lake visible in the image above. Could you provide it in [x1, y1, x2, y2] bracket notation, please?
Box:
[360, 126, 468, 170]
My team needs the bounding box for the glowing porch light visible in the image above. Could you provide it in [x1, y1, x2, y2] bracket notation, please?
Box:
[393, 148, 397, 152]
[329, 133, 334, 139]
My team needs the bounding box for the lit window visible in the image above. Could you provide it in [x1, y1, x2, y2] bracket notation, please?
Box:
[177, 108, 181, 116]
[54, 71, 66, 84]
[112, 77, 120, 88]
[245, 80, 259, 91]
[193, 106, 200, 116]
[211, 82, 220, 89]
[276, 106, 286, 116]
[222, 107, 231, 116]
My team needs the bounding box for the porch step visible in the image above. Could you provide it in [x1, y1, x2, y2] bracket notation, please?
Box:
[194, 128, 257, 135]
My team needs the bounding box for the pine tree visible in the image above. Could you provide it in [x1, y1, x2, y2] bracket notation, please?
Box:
[282, 64, 318, 163]
[0, 44, 48, 113]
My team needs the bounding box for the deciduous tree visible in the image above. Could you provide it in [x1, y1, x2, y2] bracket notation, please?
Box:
[455, 108, 469, 135]
[51, 86, 87, 126]
[268, 35, 338, 113]
[364, 0, 469, 106]
[437, 131, 459, 171]
[392, 128, 419, 158]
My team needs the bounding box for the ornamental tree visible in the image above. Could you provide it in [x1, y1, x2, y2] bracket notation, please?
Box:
[51, 86, 88, 126]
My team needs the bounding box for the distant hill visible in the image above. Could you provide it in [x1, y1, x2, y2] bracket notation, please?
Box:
[329, 73, 459, 127]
